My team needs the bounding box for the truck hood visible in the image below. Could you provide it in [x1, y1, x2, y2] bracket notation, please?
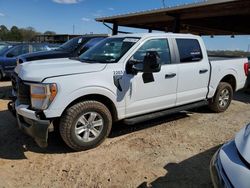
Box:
[235, 123, 250, 164]
[15, 58, 106, 82]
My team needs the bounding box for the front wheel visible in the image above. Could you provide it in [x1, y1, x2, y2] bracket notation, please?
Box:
[209, 82, 233, 113]
[59, 101, 112, 151]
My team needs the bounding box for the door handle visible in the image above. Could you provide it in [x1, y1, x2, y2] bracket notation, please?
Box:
[165, 73, 176, 79]
[199, 69, 208, 74]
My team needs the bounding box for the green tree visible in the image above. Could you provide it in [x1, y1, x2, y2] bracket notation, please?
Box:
[9, 26, 23, 41]
[20, 27, 38, 41]
[0, 25, 9, 40]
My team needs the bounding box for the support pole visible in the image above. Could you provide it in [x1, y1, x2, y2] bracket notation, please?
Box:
[173, 16, 180, 33]
[112, 23, 118, 35]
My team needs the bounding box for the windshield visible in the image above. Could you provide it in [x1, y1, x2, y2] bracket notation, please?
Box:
[57, 37, 84, 52]
[0, 45, 13, 56]
[79, 37, 140, 63]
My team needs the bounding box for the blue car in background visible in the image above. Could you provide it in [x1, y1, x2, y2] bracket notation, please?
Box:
[0, 35, 106, 80]
[16, 35, 107, 68]
[0, 43, 54, 80]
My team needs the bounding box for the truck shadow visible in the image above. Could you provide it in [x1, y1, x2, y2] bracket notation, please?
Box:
[0, 85, 12, 100]
[137, 145, 221, 188]
[0, 109, 72, 160]
[0, 110, 189, 160]
[109, 112, 188, 138]
[234, 91, 250, 104]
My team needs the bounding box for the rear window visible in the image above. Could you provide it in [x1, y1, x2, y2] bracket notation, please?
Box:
[176, 39, 203, 63]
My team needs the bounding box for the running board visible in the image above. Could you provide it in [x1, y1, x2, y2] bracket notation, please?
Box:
[123, 100, 208, 125]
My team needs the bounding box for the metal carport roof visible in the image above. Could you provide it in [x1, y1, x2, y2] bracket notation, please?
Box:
[96, 0, 250, 35]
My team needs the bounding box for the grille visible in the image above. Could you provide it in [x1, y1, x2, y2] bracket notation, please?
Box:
[12, 74, 31, 105]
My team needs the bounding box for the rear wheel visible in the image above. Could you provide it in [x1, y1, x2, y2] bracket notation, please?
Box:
[59, 101, 112, 151]
[209, 82, 233, 113]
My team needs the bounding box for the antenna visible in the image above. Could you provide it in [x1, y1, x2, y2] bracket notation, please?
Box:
[162, 0, 166, 8]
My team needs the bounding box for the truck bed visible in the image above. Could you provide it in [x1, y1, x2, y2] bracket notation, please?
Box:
[208, 56, 245, 61]
[207, 57, 248, 99]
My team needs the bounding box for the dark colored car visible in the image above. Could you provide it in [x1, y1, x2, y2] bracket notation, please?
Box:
[17, 35, 107, 65]
[0, 43, 54, 80]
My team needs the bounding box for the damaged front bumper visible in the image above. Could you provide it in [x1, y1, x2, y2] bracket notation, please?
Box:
[15, 104, 52, 148]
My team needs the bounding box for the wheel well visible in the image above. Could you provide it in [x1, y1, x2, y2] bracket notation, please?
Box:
[64, 94, 118, 122]
[220, 75, 236, 91]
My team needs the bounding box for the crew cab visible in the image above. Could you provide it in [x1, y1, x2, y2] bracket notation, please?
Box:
[10, 33, 249, 151]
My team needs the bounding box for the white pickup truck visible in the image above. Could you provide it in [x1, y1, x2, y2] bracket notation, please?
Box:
[10, 33, 249, 151]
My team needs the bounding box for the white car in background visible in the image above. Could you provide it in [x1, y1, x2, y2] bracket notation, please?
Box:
[210, 123, 250, 188]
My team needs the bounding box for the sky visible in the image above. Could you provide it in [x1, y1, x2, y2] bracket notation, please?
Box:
[0, 0, 250, 51]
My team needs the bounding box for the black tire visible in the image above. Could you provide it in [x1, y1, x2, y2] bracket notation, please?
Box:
[59, 101, 112, 151]
[209, 82, 233, 113]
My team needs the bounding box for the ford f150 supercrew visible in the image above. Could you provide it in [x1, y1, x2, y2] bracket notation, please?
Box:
[10, 33, 249, 151]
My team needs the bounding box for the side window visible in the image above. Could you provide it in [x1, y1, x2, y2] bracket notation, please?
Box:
[131, 39, 171, 65]
[176, 39, 203, 63]
[32, 44, 45, 52]
[22, 45, 30, 54]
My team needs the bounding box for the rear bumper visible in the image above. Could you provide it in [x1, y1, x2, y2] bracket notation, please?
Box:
[16, 104, 51, 148]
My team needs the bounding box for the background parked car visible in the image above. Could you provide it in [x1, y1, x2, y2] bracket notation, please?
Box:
[0, 43, 54, 80]
[17, 35, 107, 65]
[210, 123, 250, 188]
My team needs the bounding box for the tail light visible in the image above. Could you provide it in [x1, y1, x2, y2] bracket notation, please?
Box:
[244, 62, 249, 76]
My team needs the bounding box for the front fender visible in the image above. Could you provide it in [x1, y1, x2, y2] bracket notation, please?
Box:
[43, 86, 123, 119]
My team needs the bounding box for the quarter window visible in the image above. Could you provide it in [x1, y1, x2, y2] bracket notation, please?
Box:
[131, 39, 171, 65]
[176, 39, 203, 63]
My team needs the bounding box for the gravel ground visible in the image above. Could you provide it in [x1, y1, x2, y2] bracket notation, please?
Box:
[0, 81, 250, 188]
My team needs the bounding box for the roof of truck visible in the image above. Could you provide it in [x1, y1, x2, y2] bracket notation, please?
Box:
[110, 33, 197, 38]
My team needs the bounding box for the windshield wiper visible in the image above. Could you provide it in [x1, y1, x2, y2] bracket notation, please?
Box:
[69, 57, 80, 61]
[80, 58, 108, 64]
[80, 58, 98, 63]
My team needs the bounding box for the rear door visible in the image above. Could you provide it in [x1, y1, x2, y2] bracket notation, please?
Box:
[175, 38, 210, 105]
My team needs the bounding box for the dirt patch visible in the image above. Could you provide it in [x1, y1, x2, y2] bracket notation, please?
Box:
[0, 81, 250, 188]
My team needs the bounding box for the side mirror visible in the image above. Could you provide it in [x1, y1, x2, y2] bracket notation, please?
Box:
[6, 53, 15, 58]
[127, 51, 161, 75]
[142, 51, 161, 73]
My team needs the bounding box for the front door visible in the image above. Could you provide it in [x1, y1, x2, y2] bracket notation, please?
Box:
[125, 38, 178, 118]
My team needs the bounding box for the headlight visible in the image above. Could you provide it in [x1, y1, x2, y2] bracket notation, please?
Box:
[30, 83, 57, 110]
